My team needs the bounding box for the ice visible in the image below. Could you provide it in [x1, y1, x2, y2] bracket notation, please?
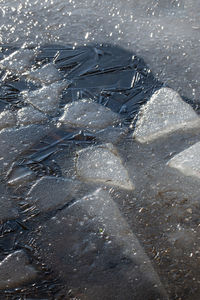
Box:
[0, 183, 19, 222]
[95, 126, 128, 144]
[133, 88, 200, 143]
[17, 106, 48, 126]
[22, 81, 70, 115]
[76, 143, 134, 190]
[25, 63, 62, 85]
[0, 48, 35, 73]
[7, 165, 36, 186]
[167, 141, 200, 179]
[26, 176, 83, 213]
[32, 189, 168, 299]
[0, 250, 37, 289]
[0, 125, 50, 175]
[58, 99, 120, 130]
[0, 110, 16, 130]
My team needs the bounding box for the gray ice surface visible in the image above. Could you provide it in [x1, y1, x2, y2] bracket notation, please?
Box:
[17, 106, 48, 126]
[0, 110, 16, 130]
[95, 126, 129, 143]
[7, 165, 36, 186]
[134, 87, 200, 143]
[33, 188, 168, 299]
[0, 48, 35, 73]
[25, 63, 62, 84]
[22, 81, 69, 115]
[58, 99, 120, 130]
[0, 125, 50, 175]
[0, 183, 19, 222]
[76, 143, 134, 190]
[0, 250, 37, 289]
[26, 176, 83, 213]
[167, 141, 200, 179]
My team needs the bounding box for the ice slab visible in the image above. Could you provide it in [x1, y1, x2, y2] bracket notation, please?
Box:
[0, 184, 19, 222]
[7, 165, 36, 186]
[133, 87, 200, 143]
[59, 99, 120, 130]
[26, 176, 83, 213]
[25, 63, 62, 84]
[0, 49, 35, 73]
[0, 110, 16, 130]
[22, 81, 69, 115]
[76, 143, 134, 190]
[33, 189, 167, 299]
[17, 106, 48, 126]
[167, 141, 200, 179]
[0, 250, 37, 289]
[95, 126, 128, 143]
[0, 125, 50, 175]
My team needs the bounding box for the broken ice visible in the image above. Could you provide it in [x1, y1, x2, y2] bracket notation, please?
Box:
[0, 250, 37, 289]
[26, 176, 83, 213]
[17, 106, 48, 126]
[0, 48, 35, 73]
[58, 99, 120, 130]
[0, 183, 19, 222]
[76, 143, 134, 190]
[0, 110, 16, 130]
[33, 189, 167, 299]
[134, 87, 200, 143]
[25, 63, 62, 85]
[22, 81, 70, 115]
[167, 141, 200, 179]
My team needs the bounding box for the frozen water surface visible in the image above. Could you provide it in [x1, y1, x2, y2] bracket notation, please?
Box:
[134, 87, 200, 143]
[0, 0, 200, 299]
[76, 143, 134, 190]
[0, 250, 37, 289]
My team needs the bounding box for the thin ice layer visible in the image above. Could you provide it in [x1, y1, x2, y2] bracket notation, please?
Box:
[32, 189, 167, 299]
[0, 124, 50, 174]
[59, 99, 120, 129]
[133, 88, 200, 143]
[0, 110, 16, 130]
[167, 141, 200, 179]
[22, 81, 69, 115]
[0, 250, 37, 289]
[17, 106, 48, 126]
[0, 49, 35, 72]
[25, 63, 62, 84]
[26, 176, 83, 213]
[0, 183, 19, 222]
[76, 143, 134, 190]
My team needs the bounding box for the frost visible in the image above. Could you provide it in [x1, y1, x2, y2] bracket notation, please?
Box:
[25, 63, 62, 84]
[0, 49, 35, 73]
[134, 88, 200, 143]
[59, 99, 120, 129]
[0, 250, 37, 289]
[167, 141, 200, 179]
[17, 106, 48, 126]
[22, 81, 70, 115]
[76, 143, 134, 190]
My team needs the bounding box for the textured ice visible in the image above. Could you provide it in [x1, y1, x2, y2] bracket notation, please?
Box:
[7, 166, 36, 186]
[76, 143, 134, 190]
[17, 106, 48, 126]
[23, 81, 69, 115]
[26, 176, 83, 213]
[59, 99, 120, 130]
[95, 126, 128, 143]
[0, 125, 50, 174]
[0, 184, 19, 222]
[134, 88, 200, 143]
[0, 250, 37, 289]
[25, 63, 62, 84]
[167, 141, 200, 179]
[0, 110, 16, 130]
[33, 189, 167, 299]
[0, 49, 35, 73]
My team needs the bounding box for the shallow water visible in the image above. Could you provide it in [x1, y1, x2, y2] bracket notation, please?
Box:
[0, 1, 200, 299]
